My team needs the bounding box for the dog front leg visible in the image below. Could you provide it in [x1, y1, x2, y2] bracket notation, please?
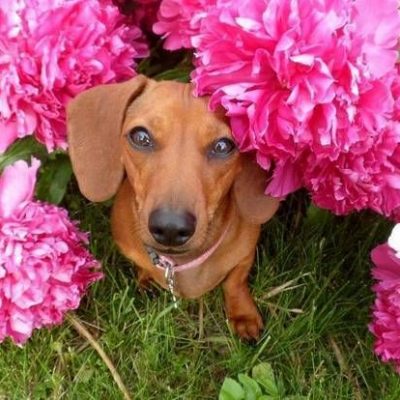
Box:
[222, 252, 264, 340]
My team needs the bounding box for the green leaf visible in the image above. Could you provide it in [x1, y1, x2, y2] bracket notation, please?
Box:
[0, 137, 46, 172]
[36, 153, 73, 204]
[219, 378, 245, 400]
[283, 396, 308, 400]
[154, 67, 191, 82]
[252, 363, 280, 397]
[237, 374, 262, 400]
[257, 396, 276, 400]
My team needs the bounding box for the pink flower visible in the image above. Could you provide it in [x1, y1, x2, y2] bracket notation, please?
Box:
[370, 224, 400, 372]
[0, 0, 148, 153]
[192, 0, 400, 219]
[153, 0, 216, 50]
[0, 158, 102, 344]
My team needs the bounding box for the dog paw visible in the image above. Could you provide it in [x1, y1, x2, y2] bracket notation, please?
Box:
[229, 310, 264, 341]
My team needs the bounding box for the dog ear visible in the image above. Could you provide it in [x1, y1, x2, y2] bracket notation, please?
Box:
[67, 75, 147, 202]
[233, 155, 280, 224]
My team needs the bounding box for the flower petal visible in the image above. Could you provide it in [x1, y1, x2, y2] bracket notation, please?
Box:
[0, 158, 40, 218]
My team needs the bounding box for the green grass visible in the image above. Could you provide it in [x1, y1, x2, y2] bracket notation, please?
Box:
[0, 188, 398, 400]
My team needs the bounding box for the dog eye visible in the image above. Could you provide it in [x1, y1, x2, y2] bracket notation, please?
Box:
[127, 127, 154, 150]
[209, 138, 236, 158]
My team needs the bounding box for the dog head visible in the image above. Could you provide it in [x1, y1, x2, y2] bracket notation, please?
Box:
[67, 76, 279, 255]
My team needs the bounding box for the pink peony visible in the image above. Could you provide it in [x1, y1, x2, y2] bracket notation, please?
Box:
[0, 158, 102, 344]
[0, 0, 148, 153]
[370, 224, 400, 373]
[153, 0, 216, 50]
[192, 0, 400, 219]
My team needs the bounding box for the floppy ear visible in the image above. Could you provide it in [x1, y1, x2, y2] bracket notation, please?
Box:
[67, 75, 148, 202]
[233, 155, 280, 224]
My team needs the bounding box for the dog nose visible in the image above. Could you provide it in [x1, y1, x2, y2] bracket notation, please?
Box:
[149, 208, 196, 247]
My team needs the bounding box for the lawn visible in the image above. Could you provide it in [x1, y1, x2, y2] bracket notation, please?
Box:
[0, 185, 398, 399]
[1, 0, 400, 398]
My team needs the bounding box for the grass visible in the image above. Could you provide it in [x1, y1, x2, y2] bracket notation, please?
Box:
[0, 187, 398, 400]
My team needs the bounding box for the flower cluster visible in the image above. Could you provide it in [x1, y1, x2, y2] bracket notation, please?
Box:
[0, 159, 102, 344]
[0, 0, 148, 153]
[192, 0, 400, 219]
[370, 225, 400, 372]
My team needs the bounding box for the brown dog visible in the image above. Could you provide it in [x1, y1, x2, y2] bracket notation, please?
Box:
[67, 75, 279, 339]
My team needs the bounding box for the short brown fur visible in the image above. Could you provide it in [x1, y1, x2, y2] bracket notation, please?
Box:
[67, 75, 280, 339]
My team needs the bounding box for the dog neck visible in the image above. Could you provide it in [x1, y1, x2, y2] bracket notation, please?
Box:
[148, 222, 230, 273]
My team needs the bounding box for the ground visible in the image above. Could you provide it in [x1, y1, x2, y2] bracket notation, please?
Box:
[0, 187, 398, 400]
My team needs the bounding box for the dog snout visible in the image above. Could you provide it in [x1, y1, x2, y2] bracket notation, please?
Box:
[149, 208, 196, 247]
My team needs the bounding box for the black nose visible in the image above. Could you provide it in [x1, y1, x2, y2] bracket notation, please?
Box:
[148, 208, 196, 247]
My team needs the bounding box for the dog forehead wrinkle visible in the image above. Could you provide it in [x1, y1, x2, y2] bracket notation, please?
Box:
[182, 82, 196, 104]
[148, 80, 188, 101]
[148, 81, 206, 116]
[126, 83, 189, 120]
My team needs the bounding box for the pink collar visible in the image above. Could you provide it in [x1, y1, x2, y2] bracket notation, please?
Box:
[148, 224, 230, 273]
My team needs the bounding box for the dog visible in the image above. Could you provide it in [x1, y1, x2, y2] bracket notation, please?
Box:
[67, 75, 280, 339]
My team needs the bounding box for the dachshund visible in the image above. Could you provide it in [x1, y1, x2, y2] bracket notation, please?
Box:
[67, 75, 280, 339]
